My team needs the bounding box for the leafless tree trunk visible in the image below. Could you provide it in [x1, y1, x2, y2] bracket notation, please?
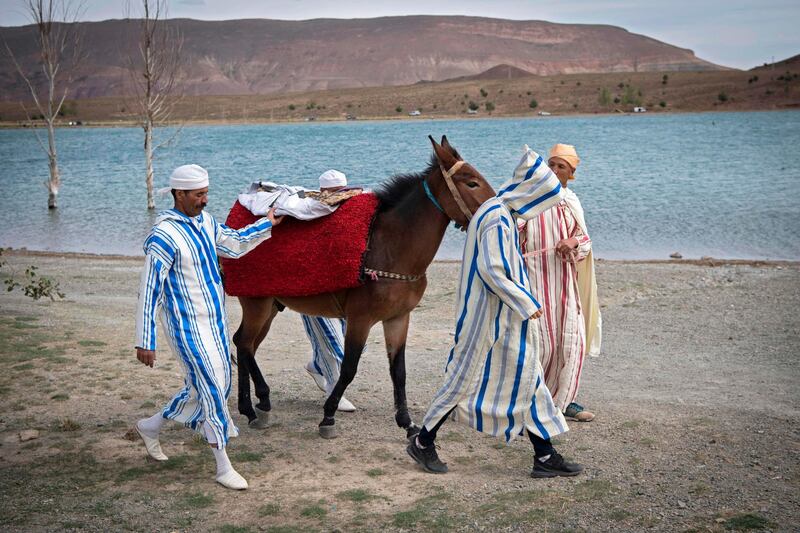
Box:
[4, 1, 85, 209]
[126, 0, 183, 210]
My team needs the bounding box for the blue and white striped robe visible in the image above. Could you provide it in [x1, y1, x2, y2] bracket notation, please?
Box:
[422, 147, 569, 443]
[301, 315, 346, 386]
[135, 208, 274, 448]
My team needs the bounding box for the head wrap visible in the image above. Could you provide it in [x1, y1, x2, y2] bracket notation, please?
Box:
[158, 164, 209, 195]
[549, 143, 580, 180]
[497, 145, 565, 221]
[318, 169, 347, 189]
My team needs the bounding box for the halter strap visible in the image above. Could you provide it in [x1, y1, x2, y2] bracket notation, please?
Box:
[423, 179, 445, 214]
[438, 160, 473, 222]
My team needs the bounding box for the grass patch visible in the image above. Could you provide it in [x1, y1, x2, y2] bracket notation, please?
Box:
[724, 513, 770, 530]
[232, 450, 264, 463]
[51, 393, 69, 401]
[337, 488, 379, 502]
[299, 503, 327, 519]
[14, 316, 39, 322]
[77, 340, 107, 347]
[258, 502, 280, 516]
[574, 479, 614, 501]
[12, 362, 35, 371]
[219, 525, 250, 533]
[621, 420, 640, 429]
[139, 401, 156, 409]
[608, 509, 632, 521]
[180, 491, 214, 509]
[326, 455, 339, 463]
[58, 418, 81, 431]
[366, 468, 385, 477]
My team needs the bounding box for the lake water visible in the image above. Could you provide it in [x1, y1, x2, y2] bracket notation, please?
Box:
[1, 111, 799, 260]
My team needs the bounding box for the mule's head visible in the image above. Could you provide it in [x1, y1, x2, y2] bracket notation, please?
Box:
[429, 135, 495, 229]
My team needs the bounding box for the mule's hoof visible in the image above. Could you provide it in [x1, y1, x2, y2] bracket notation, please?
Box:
[319, 424, 337, 439]
[248, 407, 271, 429]
[406, 423, 421, 439]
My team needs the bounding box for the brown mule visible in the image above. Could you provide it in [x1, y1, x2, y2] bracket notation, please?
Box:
[232, 136, 496, 438]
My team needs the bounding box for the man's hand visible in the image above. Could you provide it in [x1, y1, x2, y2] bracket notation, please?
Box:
[555, 237, 579, 256]
[267, 207, 284, 226]
[529, 309, 543, 320]
[136, 347, 156, 368]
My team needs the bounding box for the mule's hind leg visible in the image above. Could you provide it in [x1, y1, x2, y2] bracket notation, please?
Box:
[234, 297, 275, 428]
[250, 302, 281, 415]
[383, 313, 419, 438]
[319, 318, 371, 439]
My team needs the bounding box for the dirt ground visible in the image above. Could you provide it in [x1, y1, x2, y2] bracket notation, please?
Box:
[0, 251, 798, 532]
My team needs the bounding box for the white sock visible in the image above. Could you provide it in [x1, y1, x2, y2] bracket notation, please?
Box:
[138, 412, 166, 437]
[203, 422, 233, 476]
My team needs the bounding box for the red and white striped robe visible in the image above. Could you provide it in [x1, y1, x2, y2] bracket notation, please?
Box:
[519, 193, 591, 412]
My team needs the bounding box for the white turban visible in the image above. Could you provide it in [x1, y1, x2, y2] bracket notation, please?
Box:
[318, 169, 347, 189]
[158, 164, 209, 195]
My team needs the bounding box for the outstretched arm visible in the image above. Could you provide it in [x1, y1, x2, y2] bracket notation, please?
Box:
[216, 207, 283, 259]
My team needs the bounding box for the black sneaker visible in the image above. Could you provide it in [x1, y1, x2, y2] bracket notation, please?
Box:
[406, 438, 448, 474]
[531, 452, 583, 478]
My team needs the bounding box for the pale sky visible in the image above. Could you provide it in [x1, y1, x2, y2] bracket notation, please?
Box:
[1, 0, 797, 69]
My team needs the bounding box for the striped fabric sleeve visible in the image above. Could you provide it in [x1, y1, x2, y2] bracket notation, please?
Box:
[214, 217, 273, 259]
[573, 225, 592, 262]
[476, 221, 541, 320]
[135, 232, 176, 351]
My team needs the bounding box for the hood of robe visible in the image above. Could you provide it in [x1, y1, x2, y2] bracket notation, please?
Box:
[497, 145, 565, 222]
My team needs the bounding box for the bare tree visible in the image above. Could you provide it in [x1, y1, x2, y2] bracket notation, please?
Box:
[4, 0, 85, 209]
[126, 0, 184, 210]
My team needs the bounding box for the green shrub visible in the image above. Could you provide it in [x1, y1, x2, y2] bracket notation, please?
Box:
[529, 98, 538, 109]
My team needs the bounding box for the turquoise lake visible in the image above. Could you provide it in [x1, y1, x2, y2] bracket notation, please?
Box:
[1, 111, 798, 260]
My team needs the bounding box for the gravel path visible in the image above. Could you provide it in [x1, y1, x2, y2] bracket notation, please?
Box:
[0, 252, 797, 532]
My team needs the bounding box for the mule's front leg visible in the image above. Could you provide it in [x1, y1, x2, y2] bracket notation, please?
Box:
[383, 314, 419, 438]
[320, 321, 370, 439]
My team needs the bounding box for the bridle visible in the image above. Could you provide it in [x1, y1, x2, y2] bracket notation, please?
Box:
[365, 158, 475, 284]
[425, 159, 474, 223]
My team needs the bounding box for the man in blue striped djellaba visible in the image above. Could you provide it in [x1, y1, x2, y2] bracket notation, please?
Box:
[407, 146, 584, 478]
[134, 164, 283, 490]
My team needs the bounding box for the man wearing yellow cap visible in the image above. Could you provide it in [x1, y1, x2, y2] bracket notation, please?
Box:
[518, 144, 602, 422]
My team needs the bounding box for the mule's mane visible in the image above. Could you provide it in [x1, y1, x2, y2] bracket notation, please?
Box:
[376, 146, 462, 212]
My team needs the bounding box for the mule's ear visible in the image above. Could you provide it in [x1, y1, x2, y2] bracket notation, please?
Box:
[430, 134, 456, 167]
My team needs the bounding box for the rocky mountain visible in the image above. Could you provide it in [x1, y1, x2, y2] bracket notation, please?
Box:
[0, 15, 727, 100]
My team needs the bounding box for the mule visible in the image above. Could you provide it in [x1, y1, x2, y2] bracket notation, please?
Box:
[232, 136, 496, 438]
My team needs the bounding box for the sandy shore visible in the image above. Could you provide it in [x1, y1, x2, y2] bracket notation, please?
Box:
[0, 251, 797, 532]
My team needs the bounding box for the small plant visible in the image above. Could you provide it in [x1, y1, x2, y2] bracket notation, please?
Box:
[468, 100, 479, 111]
[484, 101, 495, 112]
[576, 81, 581, 86]
[529, 98, 538, 109]
[2, 251, 65, 301]
[718, 91, 728, 102]
[662, 74, 669, 85]
[659, 100, 666, 107]
[526, 90, 531, 95]
[288, 104, 296, 110]
[613, 97, 621, 104]
[480, 88, 488, 97]
[395, 106, 403, 113]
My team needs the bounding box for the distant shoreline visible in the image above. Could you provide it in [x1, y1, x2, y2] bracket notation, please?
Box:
[3, 247, 797, 267]
[0, 107, 797, 130]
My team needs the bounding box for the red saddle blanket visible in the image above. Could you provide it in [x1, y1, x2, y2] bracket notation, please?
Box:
[221, 193, 379, 297]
